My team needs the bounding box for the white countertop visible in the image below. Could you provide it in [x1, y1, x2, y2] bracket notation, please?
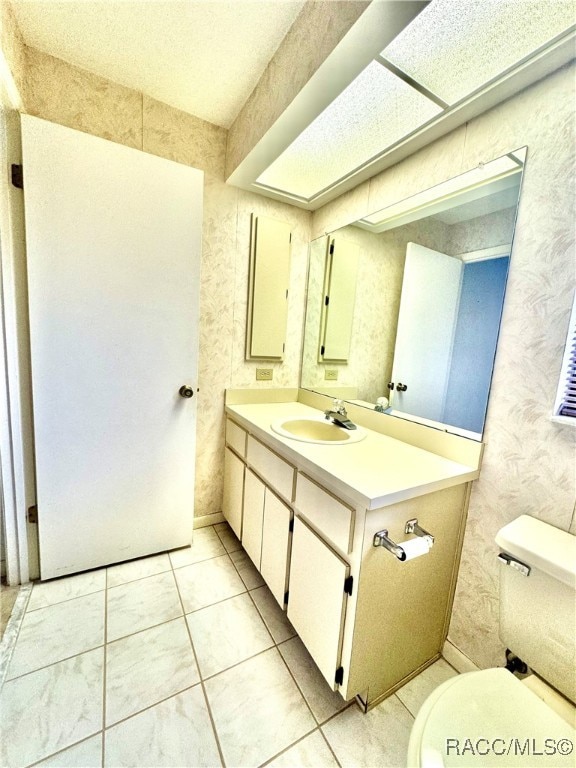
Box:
[225, 401, 479, 510]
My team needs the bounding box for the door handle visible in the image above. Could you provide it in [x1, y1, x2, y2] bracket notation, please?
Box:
[396, 383, 407, 391]
[179, 385, 194, 399]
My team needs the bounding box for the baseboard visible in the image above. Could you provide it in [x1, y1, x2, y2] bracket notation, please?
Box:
[193, 512, 225, 529]
[442, 639, 480, 674]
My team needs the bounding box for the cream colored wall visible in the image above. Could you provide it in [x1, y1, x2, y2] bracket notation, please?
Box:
[7, 40, 311, 523]
[312, 62, 576, 670]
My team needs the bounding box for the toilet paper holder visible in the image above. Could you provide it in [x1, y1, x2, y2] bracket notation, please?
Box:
[372, 518, 435, 560]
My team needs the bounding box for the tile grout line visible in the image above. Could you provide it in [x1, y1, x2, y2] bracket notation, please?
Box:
[228, 540, 338, 766]
[319, 726, 344, 768]
[171, 543, 228, 768]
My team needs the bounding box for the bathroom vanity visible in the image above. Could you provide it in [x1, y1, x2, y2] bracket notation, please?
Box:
[223, 389, 482, 710]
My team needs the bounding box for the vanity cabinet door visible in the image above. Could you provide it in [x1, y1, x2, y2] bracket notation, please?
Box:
[222, 447, 244, 540]
[242, 470, 265, 569]
[261, 489, 292, 608]
[288, 517, 350, 691]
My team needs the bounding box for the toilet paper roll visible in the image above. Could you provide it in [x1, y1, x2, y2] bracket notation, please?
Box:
[399, 537, 430, 561]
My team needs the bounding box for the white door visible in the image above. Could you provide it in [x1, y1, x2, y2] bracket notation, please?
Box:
[222, 448, 244, 541]
[242, 469, 265, 568]
[21, 115, 203, 579]
[287, 517, 350, 690]
[391, 242, 462, 422]
[260, 489, 291, 607]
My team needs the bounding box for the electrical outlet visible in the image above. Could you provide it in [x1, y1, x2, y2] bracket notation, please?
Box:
[256, 368, 273, 381]
[325, 369, 338, 381]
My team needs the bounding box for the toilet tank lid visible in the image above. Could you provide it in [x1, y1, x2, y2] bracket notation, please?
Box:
[496, 515, 576, 589]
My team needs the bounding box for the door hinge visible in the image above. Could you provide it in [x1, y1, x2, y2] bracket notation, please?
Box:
[27, 505, 38, 524]
[325, 295, 329, 306]
[289, 517, 294, 533]
[320, 345, 325, 356]
[344, 575, 353, 596]
[284, 590, 289, 605]
[335, 666, 344, 685]
[329, 242, 334, 255]
[11, 164, 23, 189]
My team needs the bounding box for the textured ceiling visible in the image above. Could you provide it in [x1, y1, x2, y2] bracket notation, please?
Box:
[11, 0, 307, 128]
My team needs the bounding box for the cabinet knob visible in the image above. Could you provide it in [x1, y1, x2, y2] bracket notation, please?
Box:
[179, 385, 194, 399]
[396, 383, 407, 392]
[387, 382, 395, 390]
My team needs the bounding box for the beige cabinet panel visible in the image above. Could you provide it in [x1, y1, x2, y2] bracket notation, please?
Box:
[242, 469, 265, 569]
[226, 418, 247, 458]
[246, 214, 292, 360]
[295, 474, 354, 554]
[247, 437, 295, 503]
[319, 236, 360, 362]
[261, 490, 292, 607]
[288, 517, 350, 691]
[222, 447, 244, 540]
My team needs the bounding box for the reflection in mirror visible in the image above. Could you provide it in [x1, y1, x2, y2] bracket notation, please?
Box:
[318, 235, 360, 363]
[301, 148, 527, 440]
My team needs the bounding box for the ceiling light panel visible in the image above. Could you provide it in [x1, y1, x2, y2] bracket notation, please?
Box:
[382, 0, 576, 106]
[256, 61, 442, 200]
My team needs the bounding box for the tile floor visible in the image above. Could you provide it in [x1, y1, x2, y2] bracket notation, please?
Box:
[0, 523, 458, 768]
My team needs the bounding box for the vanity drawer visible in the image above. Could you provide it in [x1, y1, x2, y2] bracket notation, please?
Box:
[247, 436, 295, 502]
[226, 419, 247, 458]
[295, 474, 354, 554]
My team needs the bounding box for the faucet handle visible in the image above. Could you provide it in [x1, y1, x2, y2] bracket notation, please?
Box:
[333, 399, 347, 416]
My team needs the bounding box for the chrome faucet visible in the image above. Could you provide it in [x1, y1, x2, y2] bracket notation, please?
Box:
[324, 399, 357, 430]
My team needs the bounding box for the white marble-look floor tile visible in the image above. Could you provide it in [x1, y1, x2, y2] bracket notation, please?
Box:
[214, 522, 242, 553]
[27, 569, 106, 612]
[250, 585, 296, 644]
[35, 734, 103, 767]
[169, 526, 226, 568]
[104, 687, 221, 767]
[174, 554, 246, 613]
[267, 730, 339, 767]
[106, 617, 199, 726]
[107, 570, 183, 641]
[322, 693, 414, 768]
[229, 548, 265, 590]
[7, 591, 105, 679]
[205, 648, 315, 767]
[395, 658, 458, 717]
[0, 648, 103, 768]
[187, 592, 273, 678]
[278, 636, 348, 723]
[107, 552, 171, 588]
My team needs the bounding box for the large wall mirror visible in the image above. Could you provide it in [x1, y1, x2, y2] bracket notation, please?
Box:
[301, 147, 527, 440]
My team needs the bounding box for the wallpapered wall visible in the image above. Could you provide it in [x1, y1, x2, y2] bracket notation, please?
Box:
[311, 62, 576, 669]
[2, 0, 575, 672]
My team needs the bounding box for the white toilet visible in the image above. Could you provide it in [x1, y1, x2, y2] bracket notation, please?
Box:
[408, 514, 576, 767]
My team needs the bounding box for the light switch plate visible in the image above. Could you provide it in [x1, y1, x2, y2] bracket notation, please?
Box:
[256, 368, 273, 381]
[325, 369, 338, 380]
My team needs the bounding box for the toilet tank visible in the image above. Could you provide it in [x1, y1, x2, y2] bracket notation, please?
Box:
[496, 515, 576, 703]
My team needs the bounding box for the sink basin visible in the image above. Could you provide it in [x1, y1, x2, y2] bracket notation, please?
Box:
[270, 418, 366, 445]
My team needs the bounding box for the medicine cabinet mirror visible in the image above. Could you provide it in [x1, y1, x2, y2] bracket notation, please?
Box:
[301, 147, 527, 439]
[246, 214, 292, 360]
